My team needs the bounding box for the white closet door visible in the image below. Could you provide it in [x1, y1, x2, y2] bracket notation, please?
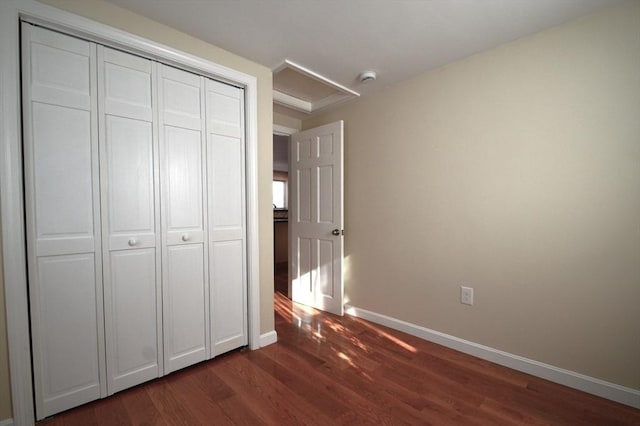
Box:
[98, 46, 162, 394]
[21, 24, 106, 420]
[158, 64, 209, 373]
[205, 79, 248, 356]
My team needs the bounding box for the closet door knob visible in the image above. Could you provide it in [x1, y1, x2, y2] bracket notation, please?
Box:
[128, 238, 138, 247]
[181, 234, 190, 242]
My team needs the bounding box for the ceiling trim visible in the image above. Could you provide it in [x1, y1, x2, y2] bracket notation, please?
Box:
[273, 90, 312, 113]
[273, 123, 297, 136]
[273, 59, 360, 115]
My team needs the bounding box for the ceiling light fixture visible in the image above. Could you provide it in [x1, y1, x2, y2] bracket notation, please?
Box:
[359, 70, 377, 83]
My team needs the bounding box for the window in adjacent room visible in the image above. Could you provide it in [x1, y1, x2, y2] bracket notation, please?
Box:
[273, 180, 287, 209]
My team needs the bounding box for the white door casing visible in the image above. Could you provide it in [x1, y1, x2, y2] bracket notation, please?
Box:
[289, 121, 344, 315]
[21, 24, 107, 420]
[98, 46, 163, 395]
[158, 64, 209, 372]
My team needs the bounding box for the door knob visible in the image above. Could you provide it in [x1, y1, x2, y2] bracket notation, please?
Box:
[127, 238, 137, 247]
[331, 229, 341, 236]
[181, 234, 190, 242]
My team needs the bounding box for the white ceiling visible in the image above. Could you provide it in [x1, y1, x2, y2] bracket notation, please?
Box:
[106, 0, 622, 117]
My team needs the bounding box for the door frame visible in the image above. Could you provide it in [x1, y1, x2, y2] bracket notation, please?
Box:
[272, 125, 296, 298]
[0, 1, 261, 424]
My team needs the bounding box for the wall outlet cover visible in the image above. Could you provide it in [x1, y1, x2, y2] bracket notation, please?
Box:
[461, 286, 474, 305]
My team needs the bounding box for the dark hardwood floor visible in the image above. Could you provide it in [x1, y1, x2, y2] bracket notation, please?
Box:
[40, 275, 640, 425]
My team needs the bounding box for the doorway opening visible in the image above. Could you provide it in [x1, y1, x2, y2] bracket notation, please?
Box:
[273, 133, 290, 298]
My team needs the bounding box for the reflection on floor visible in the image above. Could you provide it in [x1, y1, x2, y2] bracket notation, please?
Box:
[39, 286, 640, 425]
[272, 291, 640, 424]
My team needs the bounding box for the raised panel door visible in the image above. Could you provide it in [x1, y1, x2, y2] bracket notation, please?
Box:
[107, 249, 159, 392]
[158, 64, 208, 372]
[22, 23, 106, 420]
[205, 79, 247, 356]
[290, 121, 344, 315]
[98, 46, 162, 395]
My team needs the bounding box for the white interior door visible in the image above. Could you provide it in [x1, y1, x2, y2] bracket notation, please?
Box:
[158, 64, 209, 373]
[205, 79, 248, 356]
[98, 46, 163, 394]
[289, 121, 344, 315]
[22, 24, 106, 420]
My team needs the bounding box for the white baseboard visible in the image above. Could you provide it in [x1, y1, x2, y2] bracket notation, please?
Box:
[259, 330, 278, 348]
[0, 418, 14, 426]
[345, 304, 640, 409]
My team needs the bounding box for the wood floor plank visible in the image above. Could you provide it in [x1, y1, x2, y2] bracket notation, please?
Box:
[92, 394, 132, 426]
[145, 378, 201, 426]
[216, 395, 270, 426]
[181, 363, 236, 405]
[36, 285, 640, 425]
[261, 343, 424, 425]
[60, 402, 98, 426]
[247, 348, 351, 418]
[121, 384, 169, 426]
[478, 397, 552, 426]
[164, 371, 235, 426]
[212, 352, 331, 425]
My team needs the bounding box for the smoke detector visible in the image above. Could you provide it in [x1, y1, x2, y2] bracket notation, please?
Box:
[359, 70, 377, 83]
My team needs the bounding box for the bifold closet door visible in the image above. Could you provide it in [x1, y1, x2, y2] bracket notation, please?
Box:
[158, 64, 209, 373]
[206, 79, 248, 356]
[23, 22, 250, 420]
[21, 24, 106, 420]
[98, 46, 163, 394]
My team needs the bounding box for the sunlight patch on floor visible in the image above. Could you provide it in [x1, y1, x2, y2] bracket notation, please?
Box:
[350, 316, 418, 353]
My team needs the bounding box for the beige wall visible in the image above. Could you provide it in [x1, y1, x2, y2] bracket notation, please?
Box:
[274, 111, 302, 132]
[305, 1, 640, 390]
[0, 0, 275, 419]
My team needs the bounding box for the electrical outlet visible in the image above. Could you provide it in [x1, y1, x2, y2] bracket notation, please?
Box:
[461, 286, 474, 305]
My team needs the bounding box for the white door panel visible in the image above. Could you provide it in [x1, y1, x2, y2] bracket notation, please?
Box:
[35, 254, 101, 416]
[164, 126, 204, 237]
[99, 46, 162, 395]
[22, 24, 106, 420]
[102, 48, 152, 121]
[28, 27, 92, 110]
[36, 238, 95, 258]
[296, 168, 312, 222]
[209, 134, 244, 233]
[31, 103, 94, 251]
[206, 79, 247, 356]
[318, 239, 336, 297]
[161, 65, 202, 130]
[107, 248, 159, 392]
[290, 121, 344, 315]
[104, 115, 155, 239]
[206, 82, 242, 138]
[158, 64, 208, 372]
[211, 240, 246, 355]
[164, 244, 207, 372]
[318, 165, 335, 223]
